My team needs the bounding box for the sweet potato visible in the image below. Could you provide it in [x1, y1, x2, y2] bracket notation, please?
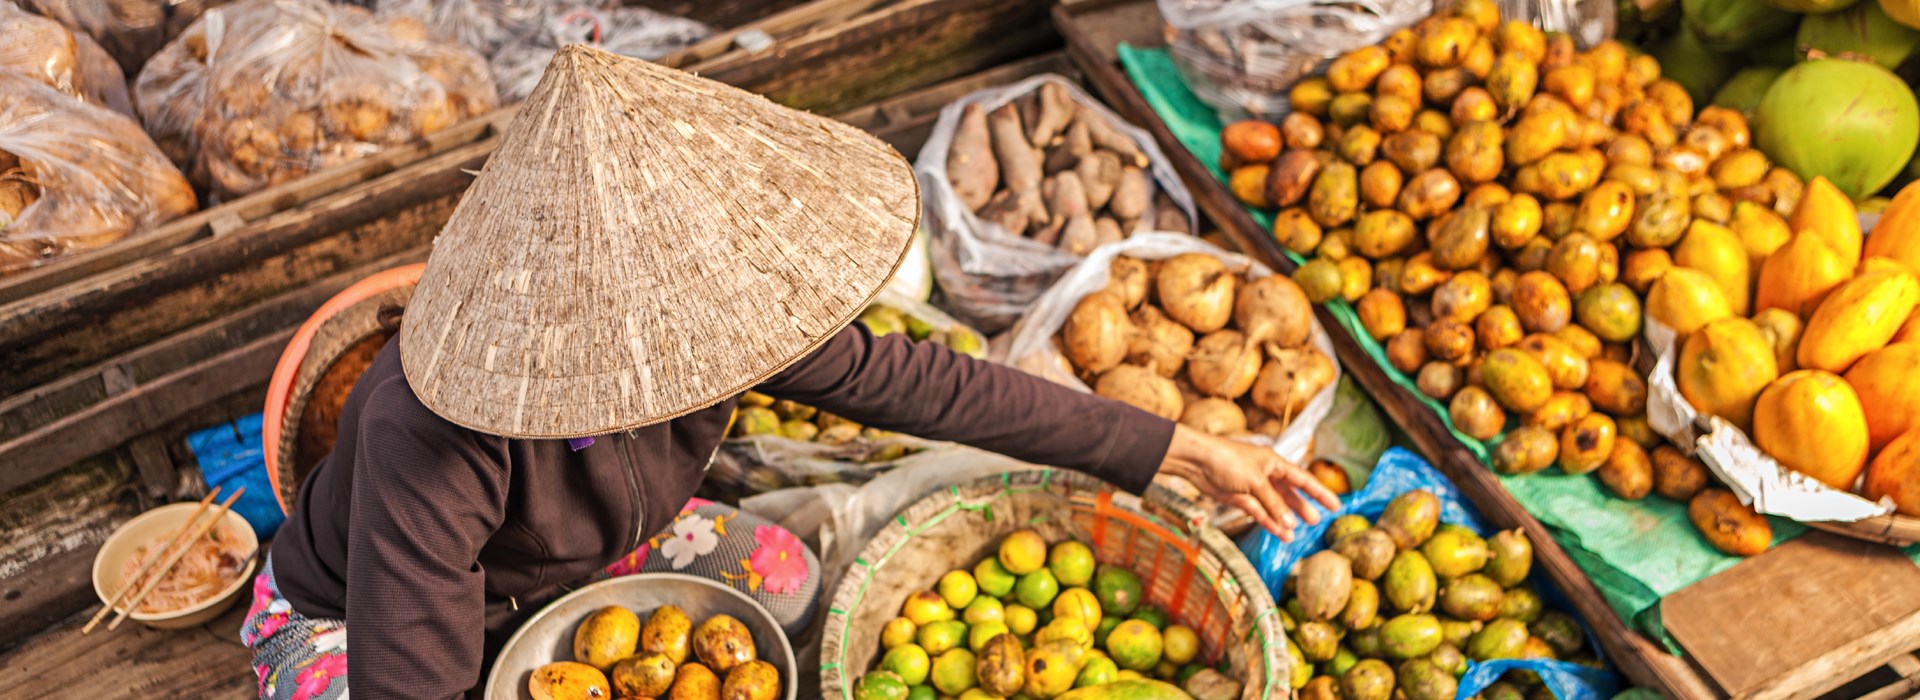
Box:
[979, 190, 1030, 236]
[1057, 213, 1099, 255]
[1084, 112, 1148, 167]
[1094, 216, 1124, 247]
[1154, 192, 1190, 232]
[1043, 119, 1093, 175]
[988, 104, 1048, 227]
[947, 103, 999, 211]
[1110, 167, 1150, 220]
[1027, 82, 1076, 147]
[1036, 172, 1090, 242]
[1077, 151, 1123, 210]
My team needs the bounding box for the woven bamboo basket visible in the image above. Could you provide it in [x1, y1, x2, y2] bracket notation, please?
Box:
[262, 264, 424, 515]
[1807, 514, 1920, 547]
[819, 469, 1288, 700]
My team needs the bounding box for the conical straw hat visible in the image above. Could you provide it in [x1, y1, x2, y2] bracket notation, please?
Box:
[400, 45, 919, 438]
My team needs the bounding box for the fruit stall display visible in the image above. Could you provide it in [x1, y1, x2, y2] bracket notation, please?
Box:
[530, 605, 782, 700]
[849, 528, 1238, 699]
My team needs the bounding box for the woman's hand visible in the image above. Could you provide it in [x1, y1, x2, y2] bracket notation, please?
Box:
[1156, 425, 1342, 541]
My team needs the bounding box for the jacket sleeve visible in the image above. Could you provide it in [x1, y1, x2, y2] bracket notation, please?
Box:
[344, 380, 510, 699]
[758, 323, 1175, 494]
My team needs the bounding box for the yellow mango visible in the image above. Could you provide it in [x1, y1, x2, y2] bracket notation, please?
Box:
[1789, 176, 1863, 265]
[1755, 233, 1853, 318]
[1729, 201, 1791, 273]
[1864, 427, 1920, 517]
[1844, 343, 1920, 452]
[1752, 370, 1870, 490]
[1797, 267, 1920, 373]
[1677, 318, 1779, 432]
[1899, 314, 1920, 344]
[1864, 177, 1920, 274]
[1672, 220, 1752, 315]
[1646, 268, 1733, 338]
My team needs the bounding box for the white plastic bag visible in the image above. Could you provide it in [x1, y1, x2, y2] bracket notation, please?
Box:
[370, 0, 549, 57]
[1159, 0, 1431, 122]
[488, 4, 711, 101]
[1003, 233, 1340, 466]
[917, 74, 1198, 333]
[1643, 313, 1896, 522]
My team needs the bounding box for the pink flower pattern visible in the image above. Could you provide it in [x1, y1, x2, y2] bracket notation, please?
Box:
[292, 653, 346, 700]
[747, 525, 809, 595]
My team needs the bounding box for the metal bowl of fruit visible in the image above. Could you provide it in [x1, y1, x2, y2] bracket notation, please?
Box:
[486, 573, 797, 700]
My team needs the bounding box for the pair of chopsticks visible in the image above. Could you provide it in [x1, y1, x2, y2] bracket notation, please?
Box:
[82, 486, 245, 634]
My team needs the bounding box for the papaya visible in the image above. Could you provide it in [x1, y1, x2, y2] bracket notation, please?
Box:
[1755, 233, 1853, 318]
[1646, 268, 1733, 337]
[1864, 427, 1920, 515]
[1789, 177, 1865, 265]
[1677, 318, 1780, 432]
[1730, 203, 1792, 273]
[1751, 308, 1805, 373]
[1865, 179, 1920, 272]
[1753, 370, 1872, 489]
[1672, 220, 1753, 314]
[1844, 343, 1920, 451]
[1797, 266, 1920, 373]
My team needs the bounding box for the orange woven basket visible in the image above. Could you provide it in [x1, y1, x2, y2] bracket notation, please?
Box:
[262, 264, 424, 515]
[819, 469, 1288, 699]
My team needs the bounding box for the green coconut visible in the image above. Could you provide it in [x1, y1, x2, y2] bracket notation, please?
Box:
[1712, 66, 1787, 116]
[1756, 56, 1920, 199]
[1652, 29, 1743, 106]
[1762, 0, 1862, 13]
[1684, 0, 1800, 52]
[1797, 1, 1920, 70]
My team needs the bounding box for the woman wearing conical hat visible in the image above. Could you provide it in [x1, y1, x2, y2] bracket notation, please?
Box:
[243, 46, 1337, 699]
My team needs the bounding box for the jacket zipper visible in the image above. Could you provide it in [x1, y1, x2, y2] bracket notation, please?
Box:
[617, 432, 645, 554]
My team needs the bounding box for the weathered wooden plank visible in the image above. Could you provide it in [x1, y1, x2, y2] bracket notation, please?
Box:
[699, 0, 1058, 113]
[629, 0, 820, 35]
[0, 603, 254, 699]
[665, 0, 895, 69]
[841, 51, 1079, 157]
[1049, 2, 1719, 697]
[0, 456, 138, 646]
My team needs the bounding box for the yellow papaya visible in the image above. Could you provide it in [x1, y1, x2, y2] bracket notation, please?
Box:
[1844, 343, 1920, 452]
[1864, 427, 1920, 516]
[1797, 267, 1919, 373]
[1899, 314, 1920, 344]
[1730, 201, 1792, 273]
[1672, 220, 1752, 315]
[1678, 318, 1779, 432]
[1884, 0, 1920, 33]
[1755, 233, 1853, 318]
[1646, 268, 1733, 338]
[1789, 176, 1863, 265]
[1864, 179, 1920, 273]
[1752, 370, 1871, 490]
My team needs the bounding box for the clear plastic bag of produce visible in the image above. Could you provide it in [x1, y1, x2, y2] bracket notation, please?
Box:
[15, 0, 231, 75]
[917, 74, 1198, 333]
[139, 0, 500, 199]
[488, 4, 712, 101]
[72, 30, 134, 116]
[0, 2, 126, 115]
[704, 291, 990, 498]
[1642, 313, 1896, 522]
[1003, 233, 1340, 465]
[0, 68, 197, 272]
[1311, 375, 1392, 486]
[1244, 447, 1621, 700]
[1158, 0, 1431, 123]
[369, 0, 550, 57]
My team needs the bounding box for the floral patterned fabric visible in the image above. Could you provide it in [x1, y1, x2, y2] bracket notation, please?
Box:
[603, 498, 821, 635]
[241, 558, 349, 700]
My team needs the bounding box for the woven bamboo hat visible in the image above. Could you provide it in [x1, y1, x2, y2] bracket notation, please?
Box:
[400, 45, 919, 438]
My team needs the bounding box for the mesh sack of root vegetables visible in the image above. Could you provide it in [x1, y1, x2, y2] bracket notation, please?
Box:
[0, 3, 134, 117]
[135, 0, 499, 199]
[918, 74, 1199, 333]
[0, 68, 196, 273]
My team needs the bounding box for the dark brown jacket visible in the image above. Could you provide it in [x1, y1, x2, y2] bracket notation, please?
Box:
[269, 322, 1174, 698]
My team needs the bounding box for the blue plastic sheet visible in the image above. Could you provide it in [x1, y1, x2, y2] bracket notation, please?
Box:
[185, 412, 284, 541]
[1240, 447, 1621, 700]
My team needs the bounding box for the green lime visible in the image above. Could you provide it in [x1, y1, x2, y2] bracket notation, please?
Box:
[1106, 620, 1165, 671]
[916, 620, 968, 656]
[930, 648, 979, 695]
[853, 671, 910, 700]
[906, 687, 934, 700]
[1093, 565, 1145, 616]
[1015, 569, 1060, 610]
[1005, 605, 1038, 635]
[1047, 541, 1097, 588]
[1163, 624, 1199, 664]
[1175, 663, 1204, 686]
[969, 621, 1010, 652]
[1129, 606, 1169, 631]
[973, 558, 1018, 598]
[938, 570, 979, 610]
[963, 596, 1005, 628]
[880, 645, 931, 686]
[1075, 656, 1120, 688]
[1094, 616, 1122, 649]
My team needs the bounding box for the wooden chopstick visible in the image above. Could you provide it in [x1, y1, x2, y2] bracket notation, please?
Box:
[82, 487, 222, 634]
[107, 487, 246, 631]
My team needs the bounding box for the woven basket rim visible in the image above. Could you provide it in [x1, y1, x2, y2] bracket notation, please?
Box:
[817, 468, 1287, 699]
[1806, 512, 1920, 547]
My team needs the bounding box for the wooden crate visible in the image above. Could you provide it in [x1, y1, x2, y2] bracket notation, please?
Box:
[1049, 2, 1920, 699]
[0, 48, 1077, 657]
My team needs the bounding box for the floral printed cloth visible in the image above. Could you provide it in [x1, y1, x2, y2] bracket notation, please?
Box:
[241, 558, 348, 700]
[603, 498, 821, 636]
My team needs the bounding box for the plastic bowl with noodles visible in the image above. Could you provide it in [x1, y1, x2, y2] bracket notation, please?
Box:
[91, 502, 259, 630]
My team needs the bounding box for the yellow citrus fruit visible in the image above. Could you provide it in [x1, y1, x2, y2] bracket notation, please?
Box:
[1106, 620, 1165, 672]
[901, 591, 954, 627]
[1052, 588, 1103, 631]
[999, 529, 1049, 575]
[1163, 625, 1200, 665]
[1006, 605, 1039, 635]
[973, 558, 1018, 598]
[1047, 541, 1097, 588]
[938, 571, 979, 610]
[881, 617, 918, 649]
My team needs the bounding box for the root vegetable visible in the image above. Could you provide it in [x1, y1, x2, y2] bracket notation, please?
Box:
[1157, 253, 1237, 332]
[1062, 291, 1134, 373]
[1236, 275, 1315, 349]
[1128, 306, 1195, 377]
[978, 189, 1030, 236]
[1077, 151, 1123, 210]
[1036, 172, 1090, 242]
[1083, 112, 1148, 167]
[1253, 345, 1336, 421]
[947, 103, 999, 211]
[1056, 213, 1099, 255]
[1189, 330, 1266, 398]
[1106, 256, 1152, 309]
[1095, 365, 1186, 420]
[1093, 217, 1124, 247]
[1027, 82, 1076, 147]
[1182, 397, 1249, 436]
[1110, 167, 1151, 221]
[987, 104, 1049, 227]
[1154, 192, 1191, 232]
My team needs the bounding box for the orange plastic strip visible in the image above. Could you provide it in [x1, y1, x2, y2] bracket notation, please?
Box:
[261, 263, 425, 515]
[1091, 491, 1114, 552]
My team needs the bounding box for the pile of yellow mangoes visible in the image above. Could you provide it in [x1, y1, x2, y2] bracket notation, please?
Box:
[530, 605, 777, 700]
